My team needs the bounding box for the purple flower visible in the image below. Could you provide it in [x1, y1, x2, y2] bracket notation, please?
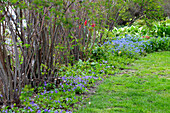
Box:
[37, 110, 41, 113]
[31, 101, 34, 104]
[55, 90, 58, 93]
[30, 108, 33, 112]
[103, 60, 107, 63]
[44, 109, 48, 112]
[93, 77, 98, 79]
[11, 104, 14, 108]
[51, 91, 53, 94]
[36, 105, 40, 109]
[66, 98, 69, 101]
[44, 81, 47, 86]
[101, 70, 104, 73]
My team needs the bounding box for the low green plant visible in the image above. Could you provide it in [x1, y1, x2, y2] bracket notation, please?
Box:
[143, 37, 170, 53]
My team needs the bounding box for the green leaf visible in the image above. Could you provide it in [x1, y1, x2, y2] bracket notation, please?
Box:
[24, 44, 31, 48]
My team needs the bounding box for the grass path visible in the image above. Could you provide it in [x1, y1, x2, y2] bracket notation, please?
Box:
[77, 51, 170, 113]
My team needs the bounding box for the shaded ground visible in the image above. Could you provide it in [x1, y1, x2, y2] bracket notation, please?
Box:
[77, 51, 170, 113]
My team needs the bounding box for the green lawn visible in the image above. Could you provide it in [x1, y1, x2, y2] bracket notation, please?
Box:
[77, 51, 170, 113]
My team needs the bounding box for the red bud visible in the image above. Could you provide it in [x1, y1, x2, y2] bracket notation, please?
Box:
[84, 20, 87, 26]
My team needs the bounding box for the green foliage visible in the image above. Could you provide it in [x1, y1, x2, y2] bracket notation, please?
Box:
[157, 22, 170, 37]
[101, 18, 170, 38]
[91, 44, 107, 61]
[145, 37, 170, 53]
[20, 85, 34, 98]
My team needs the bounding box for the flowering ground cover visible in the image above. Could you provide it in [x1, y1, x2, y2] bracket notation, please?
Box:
[103, 35, 146, 58]
[0, 35, 169, 112]
[99, 35, 169, 59]
[0, 56, 132, 113]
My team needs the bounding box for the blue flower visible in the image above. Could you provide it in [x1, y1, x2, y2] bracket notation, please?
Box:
[37, 110, 41, 113]
[55, 90, 58, 93]
[44, 81, 47, 86]
[30, 108, 33, 112]
[44, 109, 48, 112]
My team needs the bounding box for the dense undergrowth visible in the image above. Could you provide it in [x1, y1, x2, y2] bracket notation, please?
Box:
[1, 20, 170, 112]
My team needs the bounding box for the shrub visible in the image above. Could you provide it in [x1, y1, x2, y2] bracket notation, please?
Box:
[144, 37, 170, 52]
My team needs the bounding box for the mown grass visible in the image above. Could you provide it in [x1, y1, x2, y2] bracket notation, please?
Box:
[77, 51, 170, 113]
